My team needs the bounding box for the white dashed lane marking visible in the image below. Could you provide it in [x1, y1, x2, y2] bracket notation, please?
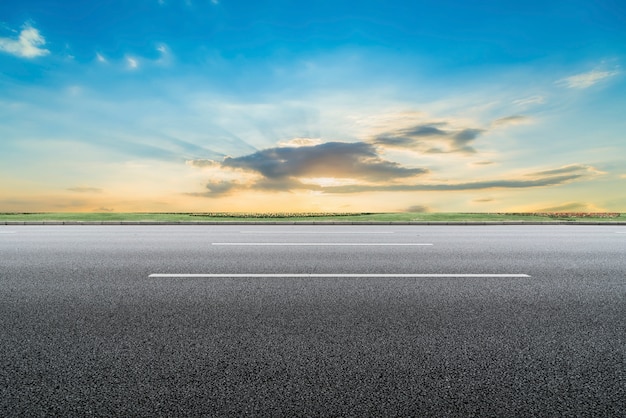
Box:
[211, 243, 432, 246]
[239, 231, 396, 234]
[149, 273, 531, 278]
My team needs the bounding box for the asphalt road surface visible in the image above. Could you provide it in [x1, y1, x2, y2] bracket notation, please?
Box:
[1, 225, 624, 417]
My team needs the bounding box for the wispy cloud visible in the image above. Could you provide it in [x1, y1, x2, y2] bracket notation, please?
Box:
[513, 96, 545, 106]
[557, 69, 619, 89]
[529, 164, 603, 177]
[492, 115, 531, 127]
[126, 56, 139, 69]
[0, 24, 50, 58]
[322, 176, 582, 193]
[155, 43, 174, 66]
[372, 122, 484, 154]
[322, 167, 595, 193]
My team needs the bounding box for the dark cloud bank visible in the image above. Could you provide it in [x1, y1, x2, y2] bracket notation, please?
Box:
[189, 141, 428, 196]
[222, 142, 427, 181]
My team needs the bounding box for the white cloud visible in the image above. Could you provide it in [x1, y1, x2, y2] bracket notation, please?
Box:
[558, 69, 619, 89]
[96, 53, 107, 63]
[126, 56, 139, 69]
[0, 24, 50, 58]
[155, 43, 174, 66]
[513, 96, 545, 106]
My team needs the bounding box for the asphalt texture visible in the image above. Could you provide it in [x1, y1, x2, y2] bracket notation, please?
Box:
[1, 225, 624, 417]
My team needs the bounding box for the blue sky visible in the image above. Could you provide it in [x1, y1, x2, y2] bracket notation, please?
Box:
[1, 0, 625, 212]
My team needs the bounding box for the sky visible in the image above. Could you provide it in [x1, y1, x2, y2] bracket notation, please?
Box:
[1, 0, 625, 213]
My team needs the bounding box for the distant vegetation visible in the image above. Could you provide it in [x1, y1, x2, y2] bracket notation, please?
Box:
[189, 212, 371, 218]
[0, 212, 623, 222]
[495, 212, 620, 218]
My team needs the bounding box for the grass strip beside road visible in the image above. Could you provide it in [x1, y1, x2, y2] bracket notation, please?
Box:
[0, 212, 624, 223]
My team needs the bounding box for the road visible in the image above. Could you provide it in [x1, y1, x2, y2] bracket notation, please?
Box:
[1, 225, 624, 416]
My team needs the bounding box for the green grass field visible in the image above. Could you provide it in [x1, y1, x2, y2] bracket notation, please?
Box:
[0, 212, 623, 222]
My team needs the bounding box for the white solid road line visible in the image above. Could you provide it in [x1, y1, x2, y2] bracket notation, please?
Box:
[239, 231, 396, 234]
[212, 243, 432, 246]
[149, 273, 531, 278]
